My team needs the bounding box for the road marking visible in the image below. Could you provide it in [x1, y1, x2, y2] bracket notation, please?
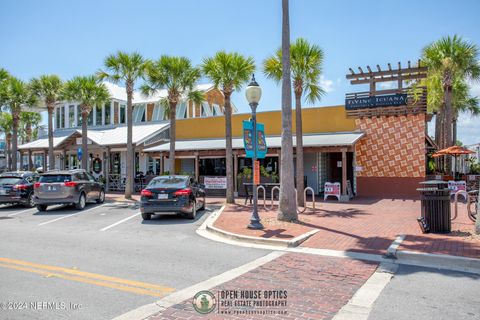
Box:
[100, 212, 141, 231]
[38, 204, 107, 226]
[7, 208, 37, 217]
[0, 258, 174, 297]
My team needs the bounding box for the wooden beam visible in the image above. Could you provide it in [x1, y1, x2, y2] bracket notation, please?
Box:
[387, 63, 392, 71]
[341, 150, 347, 196]
[349, 73, 427, 85]
[346, 66, 427, 80]
[366, 66, 372, 73]
[358, 67, 364, 74]
[349, 68, 355, 75]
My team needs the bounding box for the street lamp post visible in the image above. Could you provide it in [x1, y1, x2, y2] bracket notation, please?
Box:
[245, 75, 264, 230]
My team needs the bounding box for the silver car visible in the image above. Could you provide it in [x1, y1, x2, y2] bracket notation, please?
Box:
[34, 169, 105, 211]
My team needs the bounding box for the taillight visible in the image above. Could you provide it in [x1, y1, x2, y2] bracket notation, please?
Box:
[34, 182, 41, 189]
[13, 184, 29, 190]
[141, 189, 153, 197]
[64, 181, 78, 187]
[174, 188, 192, 196]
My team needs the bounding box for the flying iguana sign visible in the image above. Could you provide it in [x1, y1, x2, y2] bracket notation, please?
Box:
[345, 93, 408, 110]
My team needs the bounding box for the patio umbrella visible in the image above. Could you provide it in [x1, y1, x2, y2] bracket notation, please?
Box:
[432, 146, 475, 178]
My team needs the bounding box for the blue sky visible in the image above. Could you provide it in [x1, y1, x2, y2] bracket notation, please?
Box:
[1, 0, 479, 144]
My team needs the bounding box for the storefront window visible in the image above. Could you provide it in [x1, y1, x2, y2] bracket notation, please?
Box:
[147, 157, 160, 175]
[68, 105, 75, 127]
[95, 105, 102, 126]
[114, 101, 119, 124]
[56, 106, 65, 129]
[120, 104, 126, 123]
[111, 153, 120, 174]
[87, 109, 94, 126]
[105, 101, 111, 125]
[239, 157, 279, 176]
[199, 158, 226, 176]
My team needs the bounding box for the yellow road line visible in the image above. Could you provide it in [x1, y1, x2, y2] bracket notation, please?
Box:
[0, 258, 175, 297]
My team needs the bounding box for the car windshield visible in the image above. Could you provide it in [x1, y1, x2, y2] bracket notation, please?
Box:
[148, 177, 188, 189]
[0, 177, 23, 186]
[39, 175, 72, 183]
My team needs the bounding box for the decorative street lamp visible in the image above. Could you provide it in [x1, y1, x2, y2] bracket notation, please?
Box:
[245, 75, 264, 230]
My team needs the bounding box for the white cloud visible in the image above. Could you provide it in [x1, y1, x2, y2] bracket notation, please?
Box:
[378, 81, 395, 90]
[457, 112, 480, 146]
[469, 81, 480, 97]
[320, 75, 334, 93]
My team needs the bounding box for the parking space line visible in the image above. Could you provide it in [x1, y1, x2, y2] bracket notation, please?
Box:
[7, 208, 38, 217]
[38, 204, 107, 226]
[100, 212, 141, 232]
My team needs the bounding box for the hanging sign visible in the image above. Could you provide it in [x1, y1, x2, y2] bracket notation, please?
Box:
[77, 148, 83, 161]
[242, 120, 267, 159]
[93, 158, 102, 174]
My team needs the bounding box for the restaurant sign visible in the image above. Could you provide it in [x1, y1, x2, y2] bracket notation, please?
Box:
[345, 93, 408, 110]
[204, 176, 227, 189]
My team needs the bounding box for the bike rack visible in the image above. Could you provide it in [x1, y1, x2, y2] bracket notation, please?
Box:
[297, 187, 315, 214]
[452, 190, 477, 222]
[257, 185, 281, 211]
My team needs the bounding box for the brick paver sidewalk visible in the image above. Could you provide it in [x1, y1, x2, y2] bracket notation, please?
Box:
[148, 253, 378, 320]
[214, 198, 480, 258]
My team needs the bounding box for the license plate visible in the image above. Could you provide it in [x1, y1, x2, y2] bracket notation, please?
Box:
[158, 194, 168, 199]
[47, 186, 57, 192]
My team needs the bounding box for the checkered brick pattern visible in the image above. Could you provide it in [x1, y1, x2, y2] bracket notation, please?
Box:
[355, 114, 426, 178]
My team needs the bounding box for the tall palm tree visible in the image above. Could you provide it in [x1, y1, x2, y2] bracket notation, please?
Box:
[98, 51, 149, 199]
[0, 68, 9, 83]
[0, 77, 36, 170]
[20, 111, 42, 143]
[277, 0, 297, 221]
[264, 38, 325, 206]
[142, 56, 203, 174]
[422, 35, 480, 172]
[64, 76, 110, 170]
[202, 51, 255, 204]
[30, 75, 64, 170]
[0, 113, 13, 170]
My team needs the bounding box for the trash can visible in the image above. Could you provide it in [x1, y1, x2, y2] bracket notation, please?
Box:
[417, 183, 451, 233]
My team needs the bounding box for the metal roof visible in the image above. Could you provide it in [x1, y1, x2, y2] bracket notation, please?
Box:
[144, 132, 365, 152]
[18, 122, 169, 150]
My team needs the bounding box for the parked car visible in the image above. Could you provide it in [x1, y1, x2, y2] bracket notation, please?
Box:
[0, 171, 39, 207]
[34, 169, 105, 212]
[140, 175, 206, 220]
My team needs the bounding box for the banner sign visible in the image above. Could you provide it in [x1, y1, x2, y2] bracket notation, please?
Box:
[77, 147, 83, 161]
[243, 120, 267, 159]
[324, 182, 341, 201]
[204, 176, 227, 189]
[448, 180, 466, 195]
[345, 93, 408, 110]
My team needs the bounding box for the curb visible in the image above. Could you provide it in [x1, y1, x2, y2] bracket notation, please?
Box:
[393, 250, 480, 275]
[203, 206, 319, 248]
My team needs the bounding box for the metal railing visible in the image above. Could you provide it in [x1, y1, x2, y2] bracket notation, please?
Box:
[257, 185, 316, 213]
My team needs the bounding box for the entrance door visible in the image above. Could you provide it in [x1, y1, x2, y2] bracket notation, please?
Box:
[328, 152, 354, 188]
[111, 153, 121, 175]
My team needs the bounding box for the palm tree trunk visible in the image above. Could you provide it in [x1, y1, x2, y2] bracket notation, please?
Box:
[11, 111, 19, 171]
[169, 101, 177, 173]
[224, 93, 234, 204]
[26, 123, 32, 143]
[295, 91, 304, 207]
[443, 72, 453, 174]
[6, 134, 11, 171]
[278, 0, 297, 221]
[81, 111, 88, 170]
[47, 105, 55, 170]
[434, 108, 444, 173]
[452, 114, 457, 146]
[125, 82, 134, 199]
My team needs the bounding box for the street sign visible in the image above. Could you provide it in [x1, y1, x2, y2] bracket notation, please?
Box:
[77, 147, 83, 161]
[242, 120, 267, 159]
[253, 161, 260, 185]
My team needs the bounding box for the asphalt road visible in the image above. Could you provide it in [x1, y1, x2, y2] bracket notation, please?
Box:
[368, 264, 480, 320]
[0, 202, 270, 320]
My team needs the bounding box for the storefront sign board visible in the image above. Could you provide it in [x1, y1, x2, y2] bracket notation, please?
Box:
[324, 182, 341, 201]
[204, 176, 227, 189]
[345, 93, 408, 110]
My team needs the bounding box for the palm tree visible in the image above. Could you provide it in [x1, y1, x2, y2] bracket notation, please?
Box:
[202, 51, 255, 204]
[277, 0, 297, 221]
[142, 56, 203, 174]
[0, 113, 13, 170]
[422, 35, 480, 172]
[30, 75, 64, 170]
[0, 77, 36, 170]
[0, 68, 9, 83]
[20, 111, 42, 143]
[97, 51, 149, 199]
[64, 76, 110, 170]
[264, 38, 325, 206]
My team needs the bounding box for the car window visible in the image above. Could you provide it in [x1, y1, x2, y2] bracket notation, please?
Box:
[0, 177, 23, 186]
[86, 173, 96, 182]
[73, 173, 87, 181]
[39, 175, 72, 183]
[148, 177, 188, 189]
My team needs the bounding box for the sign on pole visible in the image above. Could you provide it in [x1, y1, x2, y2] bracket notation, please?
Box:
[242, 120, 267, 159]
[253, 161, 260, 185]
[77, 147, 83, 161]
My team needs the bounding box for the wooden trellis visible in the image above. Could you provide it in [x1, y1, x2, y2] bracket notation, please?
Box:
[345, 61, 428, 118]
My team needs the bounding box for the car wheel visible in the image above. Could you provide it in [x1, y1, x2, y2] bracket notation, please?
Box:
[96, 190, 105, 204]
[75, 193, 86, 210]
[36, 204, 47, 212]
[142, 212, 151, 220]
[25, 193, 35, 208]
[187, 201, 196, 219]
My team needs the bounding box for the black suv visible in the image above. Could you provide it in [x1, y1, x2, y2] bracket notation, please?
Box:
[34, 169, 105, 211]
[0, 171, 39, 207]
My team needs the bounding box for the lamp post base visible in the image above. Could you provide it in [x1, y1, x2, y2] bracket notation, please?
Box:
[247, 215, 264, 229]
